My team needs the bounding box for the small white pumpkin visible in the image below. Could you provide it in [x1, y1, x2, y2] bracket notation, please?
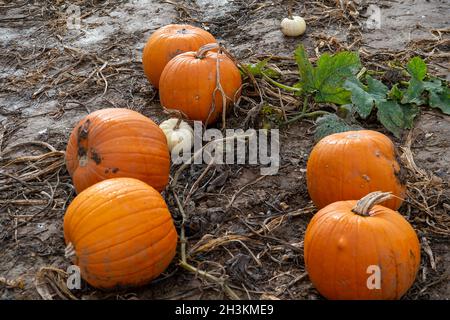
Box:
[280, 16, 307, 37]
[159, 118, 194, 153]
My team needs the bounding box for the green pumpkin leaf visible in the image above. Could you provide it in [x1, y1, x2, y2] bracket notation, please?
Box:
[401, 57, 435, 105]
[400, 104, 420, 129]
[388, 83, 403, 101]
[314, 113, 361, 142]
[402, 77, 425, 105]
[343, 77, 374, 118]
[293, 45, 361, 104]
[245, 58, 281, 79]
[366, 75, 389, 99]
[344, 73, 422, 137]
[422, 78, 443, 92]
[294, 44, 315, 92]
[429, 86, 450, 115]
[336, 104, 355, 120]
[313, 51, 361, 105]
[406, 56, 427, 81]
[376, 100, 420, 137]
[314, 86, 352, 105]
[376, 100, 404, 138]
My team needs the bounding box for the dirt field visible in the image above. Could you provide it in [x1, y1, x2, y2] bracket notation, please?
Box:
[0, 0, 449, 300]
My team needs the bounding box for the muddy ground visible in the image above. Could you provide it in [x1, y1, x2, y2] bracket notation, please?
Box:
[0, 0, 449, 300]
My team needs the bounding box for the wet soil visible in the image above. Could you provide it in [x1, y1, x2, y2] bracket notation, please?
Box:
[0, 0, 449, 300]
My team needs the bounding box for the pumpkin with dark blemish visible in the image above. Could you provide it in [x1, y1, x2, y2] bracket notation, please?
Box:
[65, 108, 170, 194]
[306, 130, 406, 210]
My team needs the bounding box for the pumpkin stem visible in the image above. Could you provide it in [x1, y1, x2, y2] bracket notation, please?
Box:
[174, 118, 182, 130]
[352, 191, 393, 216]
[65, 242, 76, 260]
[195, 42, 220, 59]
[288, 0, 293, 19]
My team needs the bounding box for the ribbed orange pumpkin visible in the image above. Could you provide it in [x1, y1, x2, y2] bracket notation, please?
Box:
[306, 130, 406, 210]
[142, 24, 216, 89]
[304, 192, 420, 300]
[159, 43, 242, 124]
[65, 108, 170, 194]
[63, 178, 178, 289]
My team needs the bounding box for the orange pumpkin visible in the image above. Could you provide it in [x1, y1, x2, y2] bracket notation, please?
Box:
[306, 130, 406, 210]
[159, 43, 242, 124]
[304, 191, 420, 300]
[64, 177, 178, 289]
[142, 24, 216, 89]
[65, 108, 170, 194]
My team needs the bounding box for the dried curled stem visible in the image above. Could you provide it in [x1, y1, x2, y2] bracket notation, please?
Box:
[288, 0, 293, 19]
[352, 191, 393, 216]
[174, 118, 182, 130]
[194, 42, 246, 128]
[195, 42, 220, 59]
[171, 189, 240, 300]
[35, 267, 78, 300]
[178, 260, 240, 300]
[0, 276, 24, 289]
